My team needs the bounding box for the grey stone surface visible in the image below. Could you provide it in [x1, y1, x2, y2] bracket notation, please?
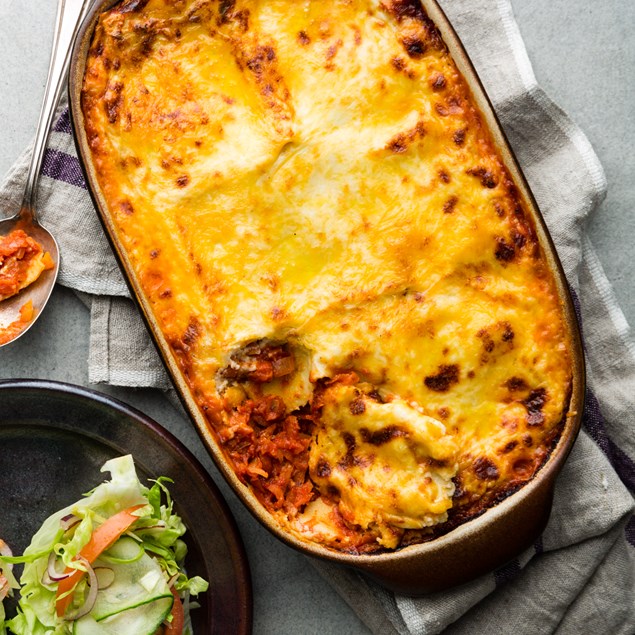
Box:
[0, 2, 632, 634]
[510, 0, 635, 327]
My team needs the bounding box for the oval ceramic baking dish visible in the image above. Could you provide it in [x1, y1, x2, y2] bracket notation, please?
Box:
[69, 0, 584, 594]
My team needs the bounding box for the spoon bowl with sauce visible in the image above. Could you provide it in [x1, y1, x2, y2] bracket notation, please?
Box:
[0, 0, 88, 347]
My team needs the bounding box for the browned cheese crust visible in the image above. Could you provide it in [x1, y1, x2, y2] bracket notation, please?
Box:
[82, 0, 572, 553]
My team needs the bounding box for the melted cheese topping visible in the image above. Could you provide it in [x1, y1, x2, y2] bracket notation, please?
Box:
[308, 383, 457, 548]
[82, 0, 572, 552]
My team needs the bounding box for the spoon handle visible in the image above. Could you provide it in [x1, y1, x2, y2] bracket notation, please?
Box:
[20, 0, 91, 222]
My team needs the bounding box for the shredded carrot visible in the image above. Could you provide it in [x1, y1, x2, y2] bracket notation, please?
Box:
[0, 300, 36, 345]
[19, 300, 34, 322]
[55, 505, 145, 617]
[42, 252, 55, 270]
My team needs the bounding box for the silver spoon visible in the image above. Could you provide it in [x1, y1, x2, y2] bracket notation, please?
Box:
[0, 0, 90, 347]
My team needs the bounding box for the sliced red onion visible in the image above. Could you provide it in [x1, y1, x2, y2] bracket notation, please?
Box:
[60, 514, 81, 532]
[41, 571, 54, 587]
[133, 521, 166, 533]
[44, 551, 72, 584]
[63, 557, 98, 622]
[93, 567, 115, 590]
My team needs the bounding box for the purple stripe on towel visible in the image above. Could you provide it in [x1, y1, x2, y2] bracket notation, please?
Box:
[53, 108, 72, 134]
[41, 148, 86, 189]
[583, 388, 612, 458]
[626, 516, 635, 548]
[608, 440, 635, 493]
[583, 388, 635, 493]
[570, 285, 583, 333]
[494, 559, 521, 587]
[568, 288, 635, 494]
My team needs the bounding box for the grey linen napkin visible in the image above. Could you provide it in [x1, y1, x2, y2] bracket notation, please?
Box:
[1, 0, 634, 632]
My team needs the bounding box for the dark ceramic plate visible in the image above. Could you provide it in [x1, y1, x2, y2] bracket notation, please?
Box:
[0, 380, 252, 634]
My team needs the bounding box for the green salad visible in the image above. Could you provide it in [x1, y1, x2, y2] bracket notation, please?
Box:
[0, 455, 208, 635]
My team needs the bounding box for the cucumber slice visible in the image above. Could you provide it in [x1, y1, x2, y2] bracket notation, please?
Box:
[99, 536, 144, 565]
[91, 549, 171, 621]
[71, 537, 173, 634]
[73, 595, 173, 635]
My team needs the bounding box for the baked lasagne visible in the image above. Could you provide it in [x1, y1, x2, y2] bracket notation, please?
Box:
[0, 229, 54, 344]
[82, 0, 573, 552]
[0, 230, 53, 302]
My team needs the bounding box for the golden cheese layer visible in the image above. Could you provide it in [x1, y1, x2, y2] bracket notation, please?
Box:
[309, 382, 458, 548]
[83, 0, 572, 552]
